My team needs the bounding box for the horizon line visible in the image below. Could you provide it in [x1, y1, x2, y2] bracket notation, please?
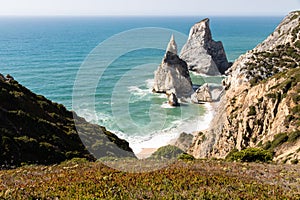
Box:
[0, 14, 286, 17]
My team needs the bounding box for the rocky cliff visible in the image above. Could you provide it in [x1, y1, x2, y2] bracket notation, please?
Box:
[153, 36, 194, 99]
[0, 74, 135, 168]
[189, 11, 300, 164]
[180, 18, 229, 75]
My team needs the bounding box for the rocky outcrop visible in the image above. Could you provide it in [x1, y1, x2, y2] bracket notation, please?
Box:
[167, 91, 179, 106]
[0, 74, 14, 82]
[153, 36, 194, 98]
[191, 83, 213, 103]
[191, 83, 224, 103]
[180, 18, 229, 75]
[170, 132, 194, 152]
[188, 11, 300, 164]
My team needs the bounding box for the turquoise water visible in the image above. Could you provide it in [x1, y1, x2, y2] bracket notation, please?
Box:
[0, 16, 283, 152]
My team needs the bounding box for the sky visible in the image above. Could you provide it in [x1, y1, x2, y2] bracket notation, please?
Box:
[0, 0, 299, 16]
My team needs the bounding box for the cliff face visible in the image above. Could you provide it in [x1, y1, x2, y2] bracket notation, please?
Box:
[180, 18, 229, 75]
[189, 11, 300, 164]
[0, 75, 135, 168]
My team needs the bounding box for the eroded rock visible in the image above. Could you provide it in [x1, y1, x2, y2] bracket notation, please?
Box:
[180, 18, 229, 75]
[153, 36, 194, 98]
[191, 83, 213, 103]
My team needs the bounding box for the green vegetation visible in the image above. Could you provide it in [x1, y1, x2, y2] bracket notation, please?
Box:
[245, 16, 300, 88]
[0, 159, 299, 199]
[249, 77, 259, 87]
[292, 105, 300, 115]
[150, 145, 184, 160]
[0, 76, 135, 168]
[247, 106, 256, 116]
[291, 159, 299, 165]
[264, 133, 288, 151]
[287, 130, 300, 143]
[226, 148, 273, 163]
[177, 153, 195, 161]
[263, 131, 300, 152]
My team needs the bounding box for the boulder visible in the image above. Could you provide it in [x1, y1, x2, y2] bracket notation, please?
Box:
[167, 91, 180, 106]
[191, 83, 213, 103]
[0, 74, 5, 82]
[153, 36, 194, 98]
[5, 74, 14, 82]
[180, 18, 229, 75]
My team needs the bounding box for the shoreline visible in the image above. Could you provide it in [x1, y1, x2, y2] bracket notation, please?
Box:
[134, 102, 215, 159]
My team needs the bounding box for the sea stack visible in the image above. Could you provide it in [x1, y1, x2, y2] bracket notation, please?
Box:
[153, 35, 194, 101]
[167, 91, 180, 107]
[191, 83, 213, 103]
[180, 18, 229, 75]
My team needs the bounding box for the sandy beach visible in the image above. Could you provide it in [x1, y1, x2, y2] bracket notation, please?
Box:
[136, 148, 158, 159]
[133, 102, 216, 159]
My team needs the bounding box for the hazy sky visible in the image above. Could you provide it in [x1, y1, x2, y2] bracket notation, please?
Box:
[0, 0, 299, 16]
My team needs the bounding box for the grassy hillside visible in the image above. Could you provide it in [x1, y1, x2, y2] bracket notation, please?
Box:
[0, 74, 135, 168]
[0, 159, 299, 199]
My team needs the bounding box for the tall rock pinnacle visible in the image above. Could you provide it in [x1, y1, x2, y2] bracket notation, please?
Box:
[153, 35, 193, 99]
[180, 18, 229, 75]
[166, 34, 178, 54]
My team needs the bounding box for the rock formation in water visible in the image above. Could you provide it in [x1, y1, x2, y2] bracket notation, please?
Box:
[180, 18, 229, 75]
[191, 83, 213, 103]
[0, 75, 135, 168]
[188, 11, 300, 164]
[153, 35, 194, 99]
[167, 91, 180, 106]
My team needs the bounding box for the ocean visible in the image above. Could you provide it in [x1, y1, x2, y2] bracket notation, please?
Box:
[0, 16, 283, 154]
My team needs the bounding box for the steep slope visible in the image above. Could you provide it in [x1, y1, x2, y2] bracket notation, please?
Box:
[189, 11, 300, 164]
[0, 74, 135, 168]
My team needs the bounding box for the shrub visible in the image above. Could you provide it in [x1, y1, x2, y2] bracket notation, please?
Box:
[150, 145, 185, 160]
[292, 94, 300, 103]
[264, 133, 288, 151]
[177, 153, 195, 161]
[292, 105, 300, 115]
[285, 115, 295, 123]
[226, 148, 273, 163]
[273, 133, 289, 145]
[288, 130, 300, 143]
[263, 141, 272, 150]
[250, 77, 259, 86]
[291, 159, 298, 165]
[266, 93, 276, 98]
[248, 106, 256, 116]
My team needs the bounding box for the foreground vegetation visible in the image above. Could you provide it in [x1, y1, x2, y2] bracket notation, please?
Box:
[0, 158, 299, 199]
